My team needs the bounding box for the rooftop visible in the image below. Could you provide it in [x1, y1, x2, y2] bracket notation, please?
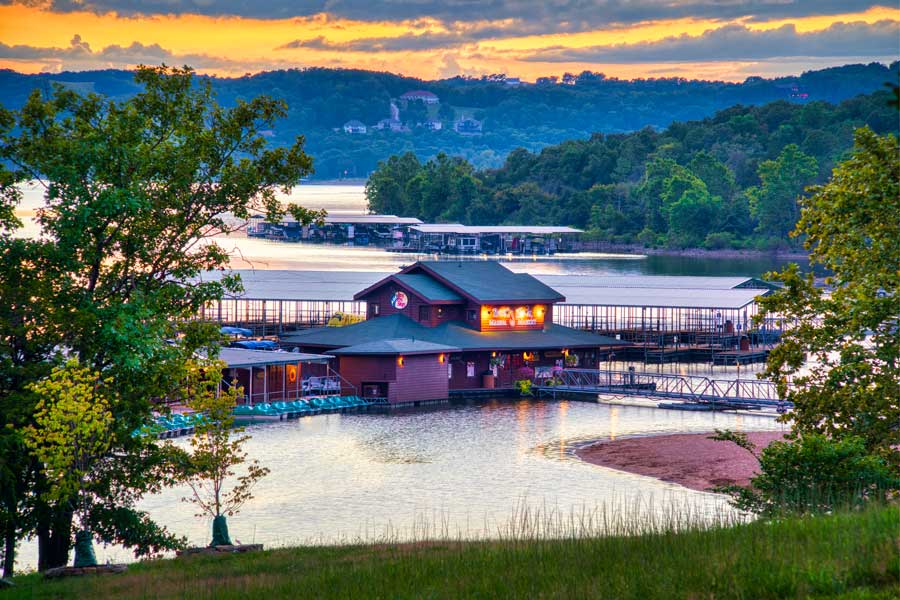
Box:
[410, 225, 583, 235]
[323, 215, 423, 225]
[329, 339, 460, 356]
[281, 313, 622, 351]
[201, 269, 769, 309]
[217, 347, 332, 368]
[399, 261, 565, 303]
[401, 90, 438, 97]
[393, 273, 464, 302]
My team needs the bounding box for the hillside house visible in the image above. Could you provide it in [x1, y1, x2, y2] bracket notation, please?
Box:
[454, 118, 483, 135]
[343, 120, 367, 134]
[400, 90, 439, 104]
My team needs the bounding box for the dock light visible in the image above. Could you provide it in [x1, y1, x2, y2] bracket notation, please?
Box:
[397, 356, 404, 367]
[438, 353, 445, 363]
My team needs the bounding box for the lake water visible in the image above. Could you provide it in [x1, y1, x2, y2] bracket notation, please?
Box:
[16, 182, 799, 277]
[14, 183, 794, 571]
[16, 396, 785, 569]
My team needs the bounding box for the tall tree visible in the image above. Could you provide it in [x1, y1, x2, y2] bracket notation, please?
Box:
[0, 65, 317, 571]
[759, 127, 900, 466]
[747, 144, 818, 242]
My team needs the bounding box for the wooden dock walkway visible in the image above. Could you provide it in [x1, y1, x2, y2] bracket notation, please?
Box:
[534, 368, 788, 411]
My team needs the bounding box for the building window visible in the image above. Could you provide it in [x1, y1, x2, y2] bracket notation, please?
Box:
[419, 305, 431, 321]
[372, 303, 380, 316]
[466, 309, 477, 321]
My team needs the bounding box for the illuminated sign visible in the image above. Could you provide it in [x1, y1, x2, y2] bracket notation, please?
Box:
[391, 291, 409, 309]
[480, 304, 546, 331]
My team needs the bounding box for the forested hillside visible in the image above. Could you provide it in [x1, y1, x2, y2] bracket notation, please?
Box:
[0, 62, 896, 179]
[366, 89, 898, 250]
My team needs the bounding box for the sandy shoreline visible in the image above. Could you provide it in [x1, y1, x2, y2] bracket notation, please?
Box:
[576, 431, 788, 492]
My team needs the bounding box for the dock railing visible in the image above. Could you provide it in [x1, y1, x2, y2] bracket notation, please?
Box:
[535, 368, 786, 408]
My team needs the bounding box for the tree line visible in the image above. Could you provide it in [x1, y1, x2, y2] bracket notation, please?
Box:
[0, 62, 896, 179]
[366, 89, 897, 250]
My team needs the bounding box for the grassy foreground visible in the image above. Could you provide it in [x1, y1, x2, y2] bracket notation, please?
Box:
[9, 505, 898, 599]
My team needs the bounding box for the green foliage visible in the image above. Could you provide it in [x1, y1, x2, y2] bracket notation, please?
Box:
[514, 380, 534, 397]
[0, 65, 312, 571]
[1, 63, 895, 180]
[23, 360, 114, 509]
[759, 127, 900, 465]
[366, 89, 897, 249]
[402, 100, 428, 126]
[747, 143, 818, 241]
[713, 433, 899, 516]
[181, 360, 269, 524]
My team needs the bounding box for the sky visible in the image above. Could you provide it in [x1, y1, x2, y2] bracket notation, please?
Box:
[0, 1, 898, 81]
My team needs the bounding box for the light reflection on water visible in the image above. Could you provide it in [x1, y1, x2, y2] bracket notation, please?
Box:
[16, 397, 784, 569]
[16, 182, 801, 277]
[146, 398, 783, 551]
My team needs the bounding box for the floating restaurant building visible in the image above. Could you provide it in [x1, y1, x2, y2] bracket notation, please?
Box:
[200, 268, 774, 344]
[280, 261, 622, 404]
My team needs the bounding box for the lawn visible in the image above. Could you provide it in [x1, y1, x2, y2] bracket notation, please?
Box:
[8, 504, 898, 599]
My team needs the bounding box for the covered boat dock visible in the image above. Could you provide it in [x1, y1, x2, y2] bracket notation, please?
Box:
[405, 225, 583, 254]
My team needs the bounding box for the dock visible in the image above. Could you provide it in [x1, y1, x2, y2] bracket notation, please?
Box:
[534, 368, 788, 411]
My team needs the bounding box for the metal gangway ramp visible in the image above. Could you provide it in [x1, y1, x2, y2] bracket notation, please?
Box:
[534, 368, 788, 411]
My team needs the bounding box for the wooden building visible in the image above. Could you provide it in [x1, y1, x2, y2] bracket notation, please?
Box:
[281, 261, 623, 404]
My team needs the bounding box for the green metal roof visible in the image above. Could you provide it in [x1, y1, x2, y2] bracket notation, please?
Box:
[217, 348, 333, 368]
[281, 313, 623, 352]
[330, 339, 460, 356]
[409, 261, 565, 303]
[393, 274, 464, 302]
[281, 314, 426, 348]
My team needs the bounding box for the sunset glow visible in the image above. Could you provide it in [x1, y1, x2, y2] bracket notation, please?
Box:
[1, 2, 897, 81]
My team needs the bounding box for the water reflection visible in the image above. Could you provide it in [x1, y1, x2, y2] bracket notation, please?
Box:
[16, 182, 810, 277]
[15, 397, 784, 569]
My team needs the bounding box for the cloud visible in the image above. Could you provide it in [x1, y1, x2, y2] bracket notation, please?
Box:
[520, 20, 900, 63]
[10, 1, 888, 29]
[0, 34, 237, 70]
[278, 25, 513, 53]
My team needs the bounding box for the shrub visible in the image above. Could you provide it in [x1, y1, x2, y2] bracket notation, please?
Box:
[514, 366, 534, 380]
[703, 231, 736, 250]
[712, 431, 900, 516]
[514, 380, 534, 397]
[636, 227, 657, 248]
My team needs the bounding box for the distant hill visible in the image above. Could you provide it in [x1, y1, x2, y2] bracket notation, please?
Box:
[0, 62, 896, 179]
[366, 88, 898, 251]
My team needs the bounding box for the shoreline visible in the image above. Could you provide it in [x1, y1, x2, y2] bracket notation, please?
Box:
[573, 242, 808, 260]
[576, 431, 788, 492]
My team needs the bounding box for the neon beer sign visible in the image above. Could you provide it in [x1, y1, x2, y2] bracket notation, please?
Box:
[480, 304, 546, 330]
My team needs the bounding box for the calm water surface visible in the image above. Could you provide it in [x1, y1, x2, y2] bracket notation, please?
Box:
[16, 395, 784, 569]
[18, 182, 800, 277]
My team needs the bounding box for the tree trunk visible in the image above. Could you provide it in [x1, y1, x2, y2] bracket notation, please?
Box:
[2, 524, 15, 578]
[37, 507, 73, 571]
